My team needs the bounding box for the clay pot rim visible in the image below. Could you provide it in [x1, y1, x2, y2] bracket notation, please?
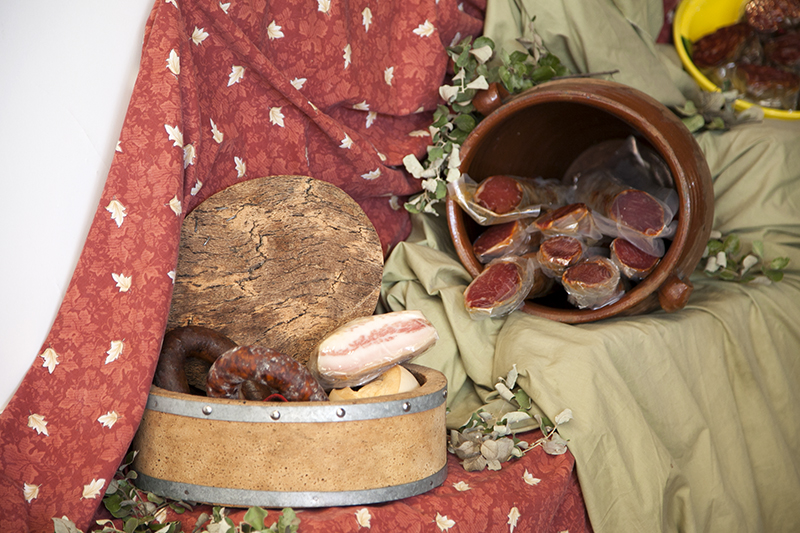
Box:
[447, 79, 698, 323]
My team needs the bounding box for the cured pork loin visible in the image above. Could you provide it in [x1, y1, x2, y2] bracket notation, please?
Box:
[310, 310, 438, 389]
[573, 170, 674, 256]
[463, 255, 535, 319]
[534, 202, 605, 241]
[745, 0, 800, 33]
[692, 23, 762, 69]
[537, 235, 586, 278]
[610, 238, 660, 280]
[562, 257, 625, 310]
[472, 175, 565, 215]
[473, 219, 536, 263]
[521, 253, 557, 299]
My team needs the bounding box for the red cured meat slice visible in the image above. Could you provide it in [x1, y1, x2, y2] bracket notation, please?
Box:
[692, 23, 757, 68]
[562, 257, 623, 309]
[473, 175, 524, 214]
[537, 235, 585, 278]
[472, 219, 533, 263]
[610, 189, 668, 237]
[464, 256, 534, 318]
[745, 0, 800, 33]
[610, 238, 660, 280]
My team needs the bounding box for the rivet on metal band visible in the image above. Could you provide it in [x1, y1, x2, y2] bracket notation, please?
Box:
[270, 410, 281, 421]
[402, 402, 411, 412]
[336, 408, 346, 418]
[202, 405, 213, 416]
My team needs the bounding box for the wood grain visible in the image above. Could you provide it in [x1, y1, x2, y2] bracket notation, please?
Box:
[166, 176, 384, 364]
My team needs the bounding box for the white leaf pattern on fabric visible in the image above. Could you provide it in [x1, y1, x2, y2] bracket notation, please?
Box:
[166, 49, 180, 76]
[40, 348, 59, 374]
[376, 151, 386, 162]
[169, 196, 182, 215]
[318, 0, 331, 13]
[389, 195, 400, 210]
[435, 513, 455, 531]
[343, 44, 352, 69]
[210, 119, 224, 143]
[23, 483, 40, 503]
[228, 65, 245, 86]
[112, 273, 132, 292]
[413, 20, 435, 37]
[340, 133, 353, 149]
[192, 27, 209, 45]
[115, 141, 122, 152]
[362, 7, 372, 32]
[353, 101, 369, 111]
[27, 414, 49, 436]
[166, 0, 177, 8]
[361, 169, 381, 180]
[191, 180, 203, 196]
[97, 411, 120, 428]
[408, 130, 430, 137]
[267, 21, 284, 40]
[269, 107, 285, 127]
[220, 2, 230, 14]
[508, 507, 521, 532]
[81, 479, 106, 500]
[105, 340, 124, 364]
[183, 144, 196, 168]
[168, 270, 176, 283]
[384, 66, 394, 86]
[355, 508, 371, 528]
[453, 481, 471, 491]
[290, 77, 306, 90]
[165, 124, 184, 148]
[366, 111, 377, 128]
[235, 157, 246, 178]
[106, 199, 127, 228]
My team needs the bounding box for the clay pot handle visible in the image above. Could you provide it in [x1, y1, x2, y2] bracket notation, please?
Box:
[657, 274, 693, 312]
[472, 82, 510, 116]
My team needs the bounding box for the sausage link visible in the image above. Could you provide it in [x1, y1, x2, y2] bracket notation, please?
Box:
[206, 345, 328, 401]
[155, 326, 237, 394]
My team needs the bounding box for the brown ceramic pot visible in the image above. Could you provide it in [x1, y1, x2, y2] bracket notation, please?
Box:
[446, 79, 714, 323]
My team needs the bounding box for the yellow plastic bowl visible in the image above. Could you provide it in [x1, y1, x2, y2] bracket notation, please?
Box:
[673, 0, 800, 120]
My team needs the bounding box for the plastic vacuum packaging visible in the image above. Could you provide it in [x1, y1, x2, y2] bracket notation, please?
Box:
[463, 255, 536, 319]
[472, 218, 538, 264]
[536, 235, 587, 279]
[533, 202, 609, 242]
[561, 256, 626, 310]
[521, 253, 557, 299]
[447, 173, 569, 225]
[309, 310, 439, 389]
[610, 238, 660, 281]
[570, 168, 676, 257]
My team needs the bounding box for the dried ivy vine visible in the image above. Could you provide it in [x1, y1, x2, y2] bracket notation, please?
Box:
[448, 365, 573, 472]
[402, 17, 569, 215]
[52, 451, 299, 533]
[701, 231, 790, 283]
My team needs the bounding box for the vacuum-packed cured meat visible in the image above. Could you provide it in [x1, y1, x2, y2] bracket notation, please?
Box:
[473, 175, 525, 214]
[745, 0, 800, 33]
[521, 253, 557, 299]
[463, 255, 535, 319]
[692, 23, 761, 68]
[562, 257, 625, 310]
[206, 345, 328, 401]
[534, 202, 605, 241]
[735, 62, 800, 109]
[764, 32, 800, 73]
[473, 219, 536, 263]
[537, 235, 586, 278]
[310, 310, 438, 389]
[610, 238, 660, 280]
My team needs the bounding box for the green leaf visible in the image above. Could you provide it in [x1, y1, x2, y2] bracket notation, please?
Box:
[681, 114, 705, 133]
[404, 201, 421, 214]
[514, 389, 532, 411]
[708, 116, 727, 130]
[427, 146, 444, 162]
[769, 257, 790, 270]
[530, 65, 557, 83]
[453, 113, 476, 132]
[123, 517, 140, 533]
[718, 269, 737, 281]
[752, 240, 765, 258]
[434, 180, 448, 199]
[244, 507, 270, 531]
[473, 36, 495, 50]
[147, 493, 164, 505]
[723, 234, 741, 255]
[764, 269, 784, 282]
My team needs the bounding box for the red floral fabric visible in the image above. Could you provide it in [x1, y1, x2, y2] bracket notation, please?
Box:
[0, 0, 483, 530]
[90, 431, 592, 533]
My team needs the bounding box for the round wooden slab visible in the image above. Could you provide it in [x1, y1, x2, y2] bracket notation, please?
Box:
[166, 176, 384, 365]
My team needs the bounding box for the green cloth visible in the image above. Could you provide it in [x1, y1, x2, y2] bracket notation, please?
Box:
[380, 2, 800, 531]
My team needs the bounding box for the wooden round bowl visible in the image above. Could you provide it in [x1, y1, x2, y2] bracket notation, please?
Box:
[446, 79, 714, 323]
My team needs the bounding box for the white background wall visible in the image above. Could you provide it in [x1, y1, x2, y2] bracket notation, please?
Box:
[0, 1, 154, 408]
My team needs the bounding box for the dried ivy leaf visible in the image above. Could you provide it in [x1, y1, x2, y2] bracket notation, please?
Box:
[542, 434, 568, 455]
[463, 454, 488, 472]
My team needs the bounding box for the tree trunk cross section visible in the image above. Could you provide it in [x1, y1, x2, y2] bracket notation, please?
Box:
[166, 176, 384, 365]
